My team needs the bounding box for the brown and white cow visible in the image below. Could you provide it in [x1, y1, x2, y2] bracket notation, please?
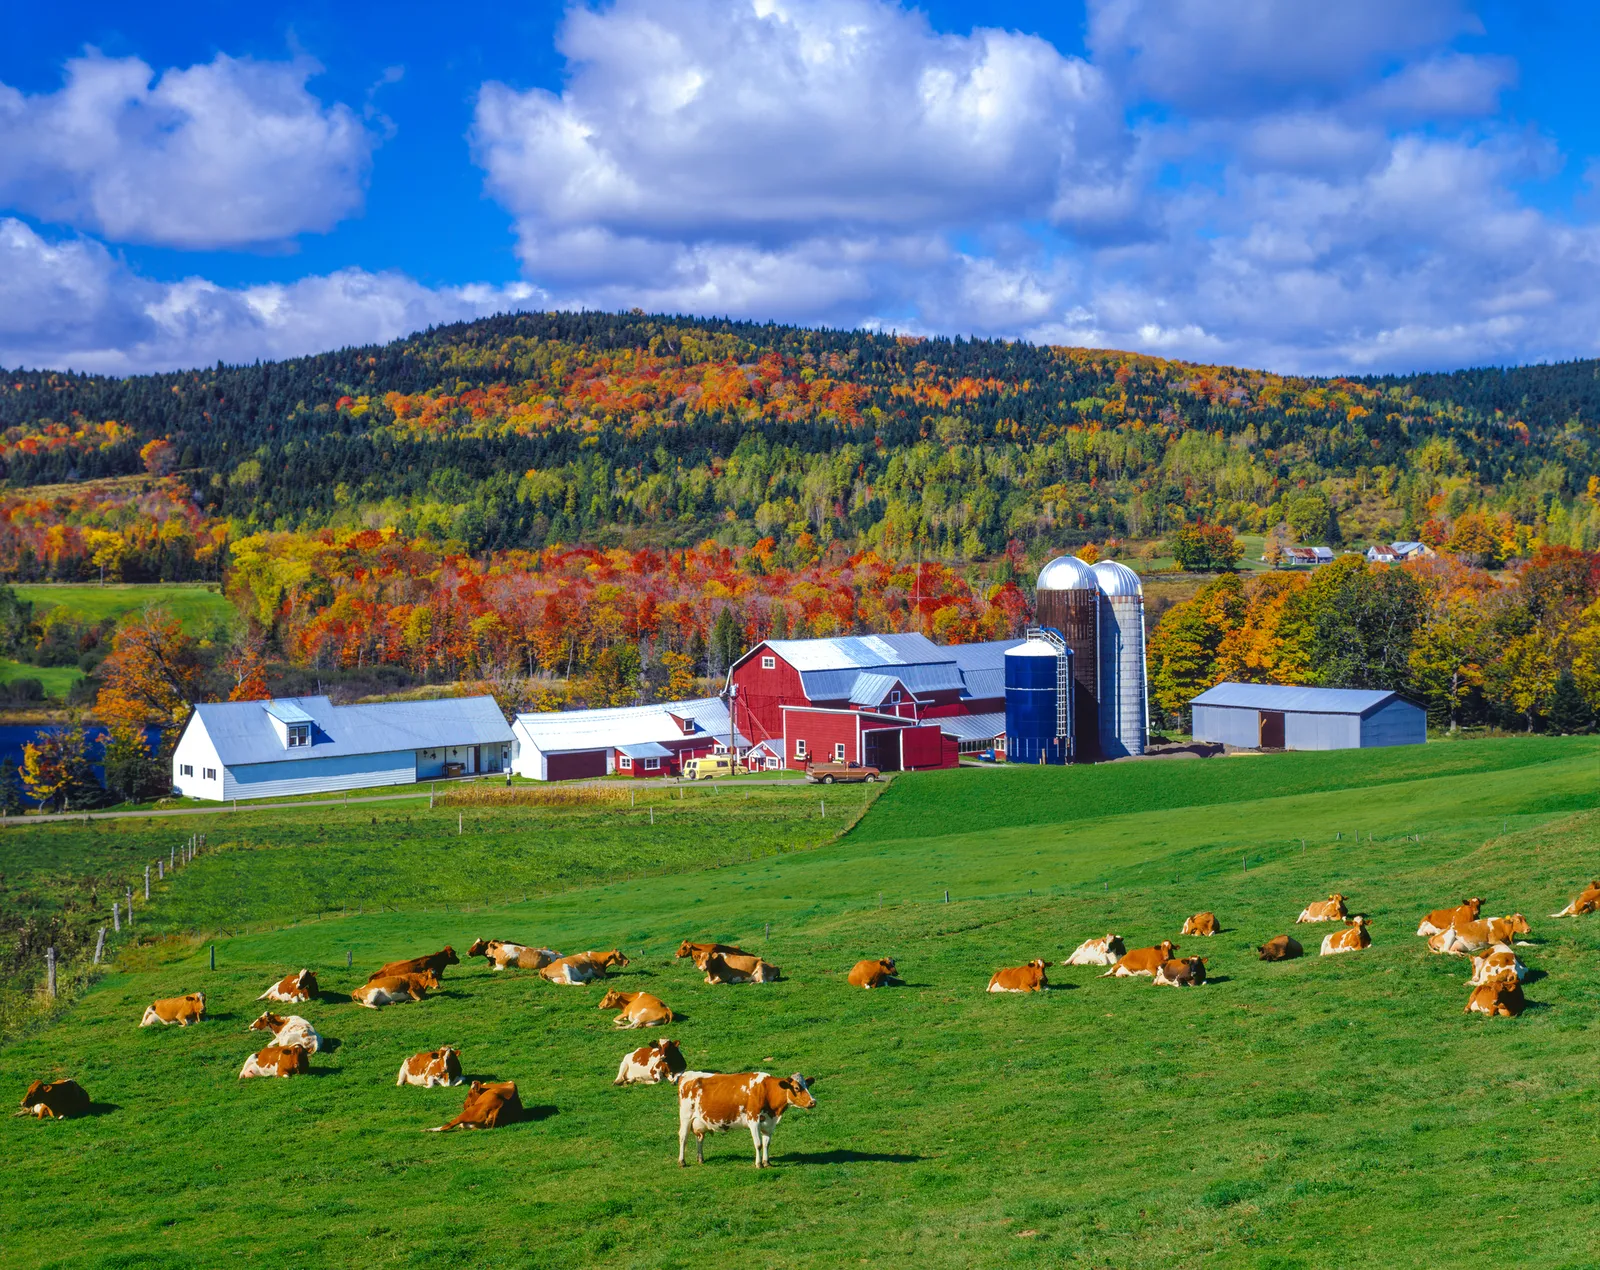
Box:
[847, 958, 899, 988]
[1465, 971, 1526, 1018]
[1550, 880, 1600, 919]
[140, 992, 206, 1027]
[1428, 914, 1532, 955]
[1416, 898, 1483, 937]
[677, 1071, 816, 1168]
[238, 1044, 311, 1079]
[256, 968, 318, 1003]
[1181, 912, 1220, 937]
[352, 971, 436, 1008]
[1319, 915, 1372, 955]
[466, 939, 560, 971]
[614, 1038, 687, 1086]
[677, 940, 748, 968]
[1063, 934, 1124, 966]
[397, 1046, 465, 1088]
[1296, 894, 1348, 923]
[15, 1079, 90, 1120]
[248, 1012, 322, 1052]
[1467, 944, 1527, 986]
[702, 952, 780, 985]
[1257, 934, 1304, 962]
[427, 1080, 523, 1132]
[1152, 956, 1207, 987]
[987, 959, 1049, 992]
[1102, 942, 1177, 977]
[598, 990, 674, 1028]
[539, 950, 630, 985]
[368, 946, 460, 984]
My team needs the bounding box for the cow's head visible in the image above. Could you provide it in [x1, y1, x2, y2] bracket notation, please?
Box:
[414, 969, 441, 989]
[280, 1046, 311, 1075]
[191, 993, 206, 1009]
[467, 939, 490, 958]
[603, 950, 631, 969]
[675, 941, 698, 959]
[296, 969, 317, 990]
[439, 1046, 462, 1073]
[440, 946, 460, 966]
[1027, 959, 1048, 971]
[597, 990, 628, 1009]
[19, 1080, 45, 1107]
[250, 1011, 287, 1033]
[658, 1040, 686, 1071]
[1462, 898, 1484, 915]
[878, 958, 897, 975]
[781, 1074, 817, 1108]
[1158, 941, 1177, 959]
[1506, 913, 1531, 934]
[1105, 934, 1125, 954]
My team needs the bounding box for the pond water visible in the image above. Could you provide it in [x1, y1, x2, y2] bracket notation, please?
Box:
[0, 723, 162, 800]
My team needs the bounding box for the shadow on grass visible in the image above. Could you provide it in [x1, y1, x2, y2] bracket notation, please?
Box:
[777, 1149, 923, 1165]
[1205, 975, 1234, 985]
[521, 1104, 559, 1123]
[84, 1102, 120, 1117]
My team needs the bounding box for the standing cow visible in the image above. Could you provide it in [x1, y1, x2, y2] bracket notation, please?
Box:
[677, 1071, 815, 1168]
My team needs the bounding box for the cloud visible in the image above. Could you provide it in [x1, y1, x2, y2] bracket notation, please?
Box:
[0, 51, 376, 248]
[0, 218, 540, 374]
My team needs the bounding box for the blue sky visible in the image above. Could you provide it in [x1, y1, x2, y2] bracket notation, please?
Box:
[3, 0, 1599, 375]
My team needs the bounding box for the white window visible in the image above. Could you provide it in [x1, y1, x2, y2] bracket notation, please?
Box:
[761, 655, 776, 670]
[794, 738, 807, 758]
[204, 768, 217, 781]
[287, 723, 310, 748]
[644, 757, 661, 771]
[889, 689, 901, 703]
[180, 764, 193, 777]
[681, 718, 696, 734]
[618, 755, 633, 770]
[834, 743, 846, 761]
[713, 743, 727, 754]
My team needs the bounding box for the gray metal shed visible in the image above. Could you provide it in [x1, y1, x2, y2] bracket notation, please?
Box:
[1189, 683, 1426, 751]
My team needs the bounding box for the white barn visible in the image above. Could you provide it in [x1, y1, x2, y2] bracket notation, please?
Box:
[170, 695, 514, 801]
[511, 696, 744, 781]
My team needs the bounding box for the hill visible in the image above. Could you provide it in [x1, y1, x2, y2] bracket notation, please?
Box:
[3, 737, 1599, 1267]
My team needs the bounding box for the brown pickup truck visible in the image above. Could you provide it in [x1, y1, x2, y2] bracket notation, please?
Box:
[804, 761, 881, 784]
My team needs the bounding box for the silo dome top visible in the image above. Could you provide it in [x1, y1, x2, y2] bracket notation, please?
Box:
[1036, 555, 1098, 591]
[1091, 559, 1143, 597]
[1006, 638, 1063, 657]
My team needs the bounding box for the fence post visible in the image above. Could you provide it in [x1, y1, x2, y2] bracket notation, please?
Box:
[210, 945, 215, 971]
[144, 864, 151, 900]
[170, 845, 175, 870]
[944, 889, 950, 903]
[126, 887, 134, 927]
[46, 947, 56, 998]
[764, 922, 770, 942]
[820, 800, 825, 819]
[431, 783, 436, 809]
[113, 902, 120, 932]
[346, 950, 352, 969]
[158, 859, 164, 880]
[458, 812, 463, 836]
[94, 927, 106, 964]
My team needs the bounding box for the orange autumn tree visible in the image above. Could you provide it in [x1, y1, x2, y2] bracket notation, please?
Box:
[95, 608, 205, 747]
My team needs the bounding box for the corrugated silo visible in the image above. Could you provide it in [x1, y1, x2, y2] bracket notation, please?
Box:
[1004, 638, 1072, 765]
[1034, 555, 1100, 760]
[1091, 560, 1148, 758]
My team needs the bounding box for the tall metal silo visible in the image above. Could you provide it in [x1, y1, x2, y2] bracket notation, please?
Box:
[1004, 638, 1072, 765]
[1091, 560, 1148, 758]
[1034, 555, 1100, 760]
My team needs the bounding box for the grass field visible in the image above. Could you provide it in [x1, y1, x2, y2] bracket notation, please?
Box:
[0, 658, 83, 696]
[3, 738, 1599, 1268]
[13, 583, 233, 632]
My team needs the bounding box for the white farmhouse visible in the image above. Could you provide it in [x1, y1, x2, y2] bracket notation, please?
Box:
[170, 695, 514, 801]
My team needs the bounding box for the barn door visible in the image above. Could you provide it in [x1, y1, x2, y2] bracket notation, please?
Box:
[1259, 711, 1285, 748]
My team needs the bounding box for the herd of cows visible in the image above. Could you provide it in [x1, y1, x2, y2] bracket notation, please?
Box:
[15, 876, 1600, 1163]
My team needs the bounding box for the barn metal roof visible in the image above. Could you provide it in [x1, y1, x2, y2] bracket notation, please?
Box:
[616, 741, 675, 759]
[1189, 682, 1405, 716]
[513, 696, 747, 754]
[193, 695, 513, 768]
[759, 632, 946, 671]
[847, 672, 908, 705]
[936, 711, 1006, 742]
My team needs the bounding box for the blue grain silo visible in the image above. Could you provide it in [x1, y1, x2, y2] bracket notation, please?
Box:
[1005, 637, 1072, 765]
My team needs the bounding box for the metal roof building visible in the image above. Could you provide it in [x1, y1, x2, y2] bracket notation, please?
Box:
[511, 696, 747, 781]
[171, 695, 515, 801]
[1190, 682, 1425, 751]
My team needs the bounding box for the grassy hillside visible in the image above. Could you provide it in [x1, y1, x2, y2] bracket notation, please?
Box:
[3, 739, 1599, 1268]
[13, 583, 231, 632]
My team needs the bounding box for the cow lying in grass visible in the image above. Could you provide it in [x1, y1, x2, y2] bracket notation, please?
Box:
[1103, 942, 1176, 977]
[1551, 880, 1600, 919]
[15, 1079, 89, 1120]
[369, 946, 459, 983]
[256, 969, 318, 1003]
[239, 1044, 310, 1079]
[1427, 914, 1531, 955]
[677, 1071, 815, 1168]
[1181, 913, 1219, 937]
[677, 940, 747, 967]
[1320, 915, 1372, 955]
[427, 1081, 523, 1132]
[248, 1012, 322, 1052]
[1063, 934, 1123, 966]
[702, 953, 780, 985]
[1468, 944, 1527, 986]
[1152, 956, 1207, 987]
[1416, 898, 1483, 937]
[352, 971, 437, 1008]
[140, 993, 205, 1027]
[1257, 934, 1303, 961]
[598, 990, 674, 1028]
[1297, 894, 1348, 923]
[466, 939, 560, 971]
[987, 960, 1049, 992]
[1465, 971, 1525, 1017]
[615, 1039, 686, 1086]
[847, 958, 899, 988]
[539, 950, 630, 984]
[397, 1047, 464, 1087]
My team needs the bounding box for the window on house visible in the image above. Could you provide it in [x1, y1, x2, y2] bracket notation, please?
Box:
[761, 655, 776, 669]
[834, 743, 846, 761]
[889, 689, 901, 703]
[204, 768, 217, 781]
[619, 755, 633, 770]
[180, 764, 193, 777]
[794, 738, 807, 758]
[287, 723, 310, 748]
[681, 718, 696, 734]
[644, 757, 661, 771]
[713, 743, 727, 754]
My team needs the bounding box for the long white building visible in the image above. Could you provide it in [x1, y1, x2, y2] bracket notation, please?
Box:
[170, 695, 514, 801]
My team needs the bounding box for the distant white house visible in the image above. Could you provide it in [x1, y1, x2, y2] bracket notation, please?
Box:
[170, 695, 514, 801]
[511, 696, 746, 781]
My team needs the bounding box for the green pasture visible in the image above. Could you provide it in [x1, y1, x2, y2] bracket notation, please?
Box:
[0, 657, 83, 697]
[13, 583, 233, 632]
[2, 738, 1600, 1268]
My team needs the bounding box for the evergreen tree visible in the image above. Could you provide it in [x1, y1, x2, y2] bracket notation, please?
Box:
[1548, 671, 1594, 734]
